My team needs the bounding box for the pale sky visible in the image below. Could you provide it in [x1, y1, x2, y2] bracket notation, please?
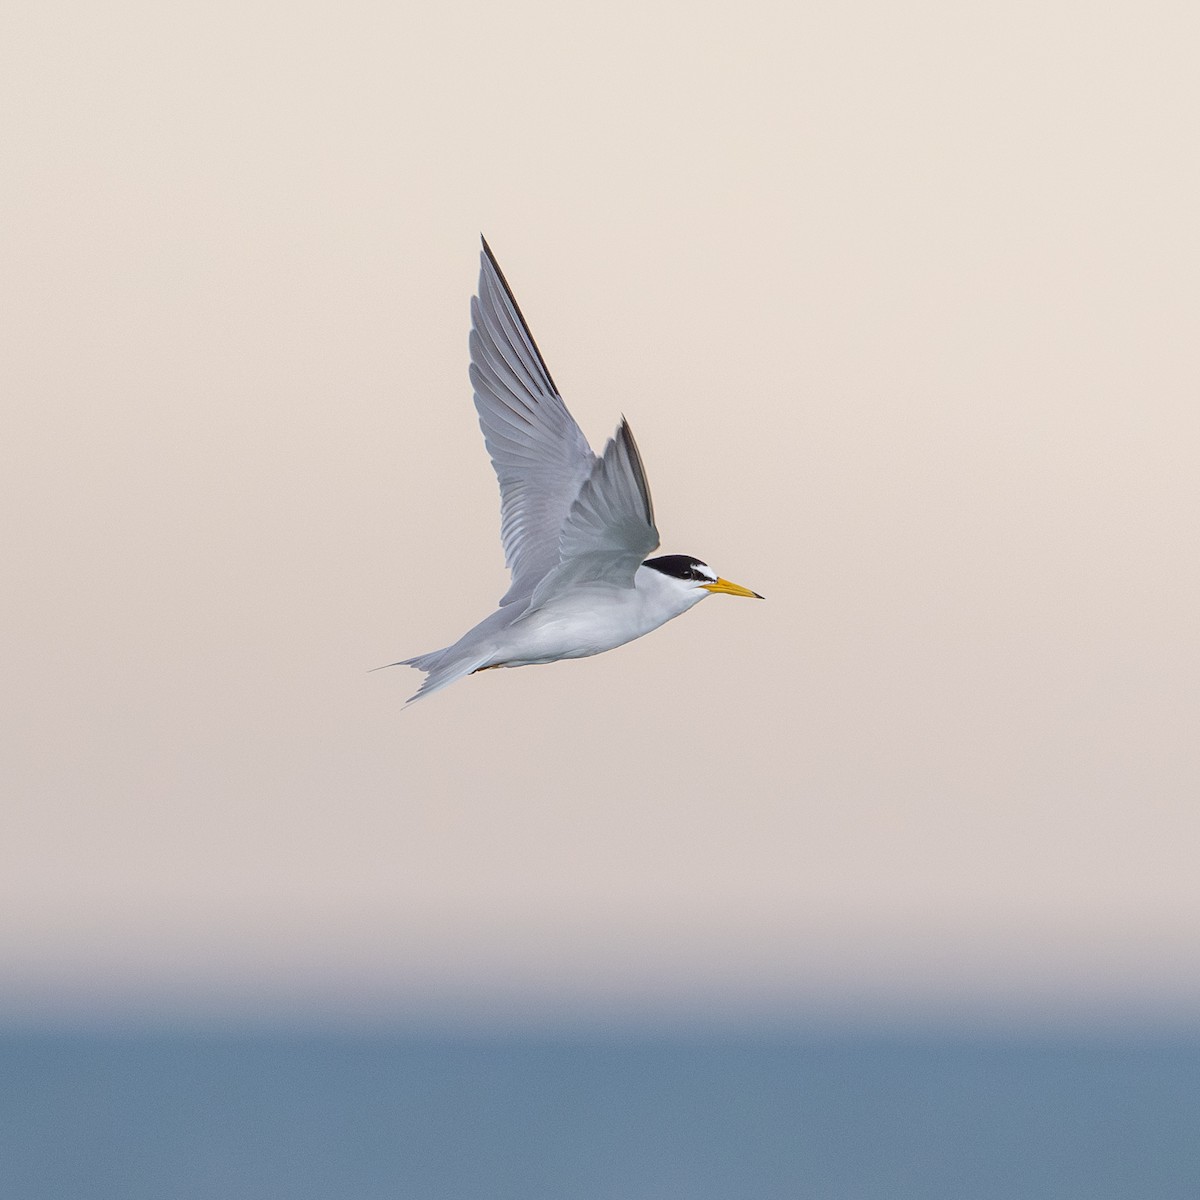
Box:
[2, 0, 1198, 1028]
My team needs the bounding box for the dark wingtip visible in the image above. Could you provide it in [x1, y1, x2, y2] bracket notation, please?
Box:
[616, 415, 655, 530]
[475, 236, 561, 397]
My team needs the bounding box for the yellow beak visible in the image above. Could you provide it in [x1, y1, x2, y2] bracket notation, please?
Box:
[701, 577, 764, 599]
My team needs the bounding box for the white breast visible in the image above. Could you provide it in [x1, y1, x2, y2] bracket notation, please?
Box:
[493, 565, 707, 666]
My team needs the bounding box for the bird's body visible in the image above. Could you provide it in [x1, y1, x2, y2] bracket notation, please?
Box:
[434, 564, 708, 673]
[393, 240, 761, 704]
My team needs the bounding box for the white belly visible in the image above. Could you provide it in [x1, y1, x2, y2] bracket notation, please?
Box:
[489, 573, 704, 668]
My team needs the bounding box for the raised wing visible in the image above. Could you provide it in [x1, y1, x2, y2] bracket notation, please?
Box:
[528, 418, 660, 607]
[469, 239, 596, 605]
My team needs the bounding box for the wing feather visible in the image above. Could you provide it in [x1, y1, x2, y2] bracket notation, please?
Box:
[525, 418, 660, 608]
[559, 418, 657, 562]
[470, 239, 595, 604]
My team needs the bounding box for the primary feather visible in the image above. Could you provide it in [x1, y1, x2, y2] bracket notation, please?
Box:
[469, 239, 598, 605]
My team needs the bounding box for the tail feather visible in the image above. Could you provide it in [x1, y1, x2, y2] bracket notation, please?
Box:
[395, 647, 492, 706]
[401, 649, 447, 674]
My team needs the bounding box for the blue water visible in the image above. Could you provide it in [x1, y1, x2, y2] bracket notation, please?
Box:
[3, 1028, 1198, 1199]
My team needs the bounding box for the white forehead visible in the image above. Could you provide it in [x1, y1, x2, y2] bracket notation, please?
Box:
[696, 562, 718, 581]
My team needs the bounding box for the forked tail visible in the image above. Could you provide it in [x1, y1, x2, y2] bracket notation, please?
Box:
[387, 647, 492, 706]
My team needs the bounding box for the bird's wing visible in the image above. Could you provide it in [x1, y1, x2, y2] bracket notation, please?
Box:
[527, 418, 660, 608]
[469, 239, 597, 605]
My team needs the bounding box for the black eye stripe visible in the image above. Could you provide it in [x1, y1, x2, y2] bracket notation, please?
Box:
[643, 554, 712, 582]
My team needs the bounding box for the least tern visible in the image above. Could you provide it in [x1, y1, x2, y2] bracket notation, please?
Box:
[392, 238, 762, 705]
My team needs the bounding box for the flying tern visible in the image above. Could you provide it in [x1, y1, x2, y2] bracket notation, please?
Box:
[391, 238, 762, 705]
